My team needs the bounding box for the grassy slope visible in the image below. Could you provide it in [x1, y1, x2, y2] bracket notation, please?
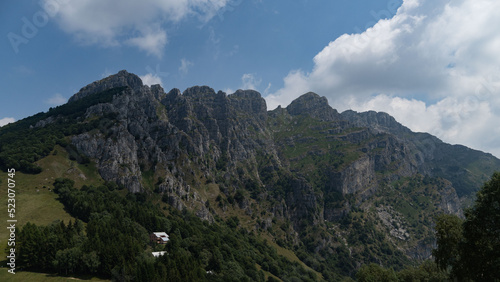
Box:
[0, 271, 109, 282]
[0, 146, 105, 280]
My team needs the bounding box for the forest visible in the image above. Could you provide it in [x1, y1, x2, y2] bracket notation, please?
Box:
[16, 178, 318, 281]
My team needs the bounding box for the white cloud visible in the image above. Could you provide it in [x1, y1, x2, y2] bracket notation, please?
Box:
[241, 73, 261, 91]
[0, 117, 15, 127]
[179, 58, 194, 75]
[43, 0, 230, 57]
[349, 94, 500, 157]
[126, 27, 167, 57]
[46, 93, 67, 105]
[263, 83, 272, 96]
[140, 73, 163, 86]
[267, 0, 500, 157]
[223, 88, 235, 94]
[101, 68, 114, 78]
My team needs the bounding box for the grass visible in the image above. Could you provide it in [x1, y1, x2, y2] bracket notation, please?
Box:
[256, 264, 282, 282]
[0, 271, 109, 282]
[261, 234, 324, 280]
[0, 146, 103, 259]
[141, 169, 155, 191]
[0, 146, 109, 281]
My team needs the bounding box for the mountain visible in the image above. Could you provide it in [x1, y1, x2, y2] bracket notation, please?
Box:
[2, 70, 499, 280]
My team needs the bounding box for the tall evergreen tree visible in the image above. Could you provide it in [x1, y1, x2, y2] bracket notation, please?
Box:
[432, 214, 463, 272]
[459, 172, 500, 280]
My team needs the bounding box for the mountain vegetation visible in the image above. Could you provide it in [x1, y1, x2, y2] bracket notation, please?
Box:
[2, 70, 499, 281]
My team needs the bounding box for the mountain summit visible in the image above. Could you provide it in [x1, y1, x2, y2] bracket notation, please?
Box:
[68, 70, 144, 103]
[286, 92, 341, 121]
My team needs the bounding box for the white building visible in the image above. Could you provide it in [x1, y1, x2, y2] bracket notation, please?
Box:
[150, 232, 170, 244]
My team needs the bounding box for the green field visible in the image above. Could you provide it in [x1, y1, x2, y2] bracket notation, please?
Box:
[0, 270, 109, 282]
[0, 147, 103, 271]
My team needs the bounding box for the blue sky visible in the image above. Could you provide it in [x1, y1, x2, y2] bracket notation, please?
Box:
[2, 0, 500, 158]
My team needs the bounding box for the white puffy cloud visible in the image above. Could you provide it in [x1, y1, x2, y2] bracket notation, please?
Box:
[179, 58, 194, 75]
[139, 73, 163, 86]
[241, 73, 262, 91]
[140, 73, 163, 86]
[46, 93, 67, 105]
[43, 0, 230, 56]
[267, 0, 500, 157]
[0, 117, 15, 127]
[349, 95, 500, 157]
[126, 27, 167, 57]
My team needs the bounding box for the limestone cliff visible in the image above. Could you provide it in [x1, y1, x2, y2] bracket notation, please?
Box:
[32, 70, 500, 267]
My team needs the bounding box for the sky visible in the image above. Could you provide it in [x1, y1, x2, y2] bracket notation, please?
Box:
[2, 0, 500, 158]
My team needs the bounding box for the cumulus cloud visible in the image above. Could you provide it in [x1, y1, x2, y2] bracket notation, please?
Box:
[140, 73, 163, 86]
[267, 0, 500, 157]
[0, 117, 15, 127]
[350, 95, 500, 157]
[43, 0, 230, 57]
[241, 73, 262, 90]
[126, 27, 167, 57]
[46, 93, 67, 105]
[179, 58, 194, 75]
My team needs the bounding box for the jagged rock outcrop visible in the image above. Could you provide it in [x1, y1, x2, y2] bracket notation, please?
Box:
[439, 182, 464, 218]
[341, 109, 500, 198]
[341, 110, 412, 135]
[287, 92, 341, 121]
[327, 155, 376, 196]
[69, 70, 143, 103]
[48, 70, 500, 267]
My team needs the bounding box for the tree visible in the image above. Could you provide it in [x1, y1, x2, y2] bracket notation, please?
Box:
[458, 172, 500, 280]
[397, 260, 447, 282]
[432, 214, 463, 272]
[356, 263, 398, 282]
[433, 172, 500, 280]
[53, 247, 82, 275]
[82, 251, 101, 273]
[18, 223, 42, 269]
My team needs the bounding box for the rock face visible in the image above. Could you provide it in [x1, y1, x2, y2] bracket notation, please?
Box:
[69, 70, 143, 103]
[328, 155, 376, 195]
[52, 70, 500, 264]
[341, 109, 500, 197]
[286, 92, 341, 121]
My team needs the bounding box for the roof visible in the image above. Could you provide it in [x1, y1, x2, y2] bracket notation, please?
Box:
[152, 232, 170, 242]
[152, 251, 167, 257]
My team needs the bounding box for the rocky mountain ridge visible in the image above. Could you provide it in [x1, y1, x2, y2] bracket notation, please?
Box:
[12, 70, 500, 277]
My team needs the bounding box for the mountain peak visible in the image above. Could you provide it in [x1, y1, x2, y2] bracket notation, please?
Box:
[286, 92, 340, 121]
[68, 70, 143, 103]
[182, 85, 217, 97]
[341, 110, 412, 135]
